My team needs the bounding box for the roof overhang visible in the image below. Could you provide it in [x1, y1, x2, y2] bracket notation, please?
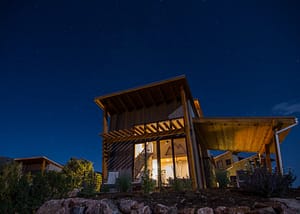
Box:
[14, 156, 63, 169]
[193, 117, 297, 154]
[94, 75, 195, 115]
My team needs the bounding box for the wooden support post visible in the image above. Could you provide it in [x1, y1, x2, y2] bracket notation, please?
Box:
[102, 108, 109, 182]
[258, 153, 261, 166]
[274, 131, 283, 175]
[180, 86, 197, 190]
[157, 139, 162, 190]
[265, 143, 272, 172]
[41, 159, 46, 174]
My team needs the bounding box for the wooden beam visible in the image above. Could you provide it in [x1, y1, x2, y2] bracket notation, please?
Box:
[135, 92, 147, 108]
[102, 108, 109, 181]
[151, 124, 157, 132]
[105, 128, 185, 144]
[180, 86, 197, 190]
[176, 119, 184, 128]
[125, 94, 137, 110]
[157, 87, 167, 103]
[118, 96, 130, 112]
[145, 124, 156, 133]
[41, 159, 46, 174]
[107, 100, 120, 114]
[265, 143, 272, 173]
[163, 122, 170, 130]
[146, 90, 155, 105]
[157, 123, 167, 132]
[133, 127, 143, 135]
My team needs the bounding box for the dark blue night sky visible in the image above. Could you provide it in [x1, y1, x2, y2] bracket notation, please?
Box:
[1, 0, 300, 186]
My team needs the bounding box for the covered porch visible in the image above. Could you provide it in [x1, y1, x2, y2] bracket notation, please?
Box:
[193, 117, 298, 175]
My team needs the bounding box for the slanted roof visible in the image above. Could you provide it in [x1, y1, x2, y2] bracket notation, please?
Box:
[193, 117, 297, 154]
[14, 156, 63, 169]
[94, 75, 195, 115]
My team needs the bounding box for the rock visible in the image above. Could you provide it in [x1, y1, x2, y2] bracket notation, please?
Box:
[84, 200, 105, 214]
[254, 207, 276, 214]
[214, 206, 226, 214]
[154, 203, 169, 214]
[234, 206, 251, 214]
[100, 199, 120, 214]
[119, 199, 138, 214]
[271, 198, 300, 213]
[197, 207, 214, 214]
[178, 208, 195, 214]
[130, 202, 152, 214]
[36, 199, 64, 214]
[168, 206, 178, 214]
[68, 188, 81, 197]
[214, 206, 250, 214]
[132, 202, 144, 210]
[72, 206, 86, 214]
[253, 202, 269, 209]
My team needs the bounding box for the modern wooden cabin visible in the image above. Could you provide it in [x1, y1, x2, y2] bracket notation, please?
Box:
[95, 76, 297, 190]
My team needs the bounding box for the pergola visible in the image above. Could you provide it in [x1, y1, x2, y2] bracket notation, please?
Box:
[193, 117, 298, 174]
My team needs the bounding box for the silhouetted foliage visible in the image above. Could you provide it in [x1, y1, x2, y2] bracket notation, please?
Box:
[242, 167, 296, 197]
[215, 169, 230, 188]
[0, 158, 102, 212]
[116, 172, 132, 192]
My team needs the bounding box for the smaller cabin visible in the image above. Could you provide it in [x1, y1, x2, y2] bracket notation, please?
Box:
[14, 156, 63, 175]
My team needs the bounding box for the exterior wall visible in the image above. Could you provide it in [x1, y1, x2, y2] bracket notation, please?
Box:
[107, 101, 183, 176]
[110, 100, 181, 130]
[107, 141, 133, 173]
[214, 151, 237, 170]
[22, 163, 42, 174]
[227, 155, 259, 177]
[46, 163, 62, 172]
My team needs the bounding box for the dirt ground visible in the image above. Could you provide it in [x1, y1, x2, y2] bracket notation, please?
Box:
[95, 188, 300, 210]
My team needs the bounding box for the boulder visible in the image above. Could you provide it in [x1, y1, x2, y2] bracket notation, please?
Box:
[119, 199, 138, 214]
[197, 207, 214, 214]
[178, 208, 195, 214]
[36, 199, 64, 214]
[214, 206, 226, 214]
[153, 203, 169, 214]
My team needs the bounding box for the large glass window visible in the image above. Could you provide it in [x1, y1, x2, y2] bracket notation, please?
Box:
[133, 143, 145, 181]
[160, 139, 174, 186]
[133, 137, 190, 187]
[174, 138, 190, 179]
[133, 141, 158, 184]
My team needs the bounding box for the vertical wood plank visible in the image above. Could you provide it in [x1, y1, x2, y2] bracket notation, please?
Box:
[180, 86, 197, 190]
[41, 159, 46, 174]
[102, 108, 109, 181]
[265, 143, 272, 173]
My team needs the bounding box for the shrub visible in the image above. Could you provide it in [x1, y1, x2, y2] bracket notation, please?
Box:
[242, 167, 296, 197]
[116, 173, 132, 192]
[215, 169, 230, 188]
[142, 170, 155, 194]
[169, 178, 192, 191]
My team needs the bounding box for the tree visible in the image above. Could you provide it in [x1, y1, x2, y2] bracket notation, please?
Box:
[0, 161, 22, 213]
[63, 158, 98, 191]
[215, 169, 230, 188]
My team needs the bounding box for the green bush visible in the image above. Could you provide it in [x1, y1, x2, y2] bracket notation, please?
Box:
[242, 167, 296, 197]
[0, 158, 103, 212]
[116, 173, 132, 192]
[215, 169, 230, 188]
[169, 178, 192, 191]
[142, 170, 155, 194]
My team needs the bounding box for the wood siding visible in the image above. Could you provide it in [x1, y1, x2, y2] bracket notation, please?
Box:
[110, 100, 182, 131]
